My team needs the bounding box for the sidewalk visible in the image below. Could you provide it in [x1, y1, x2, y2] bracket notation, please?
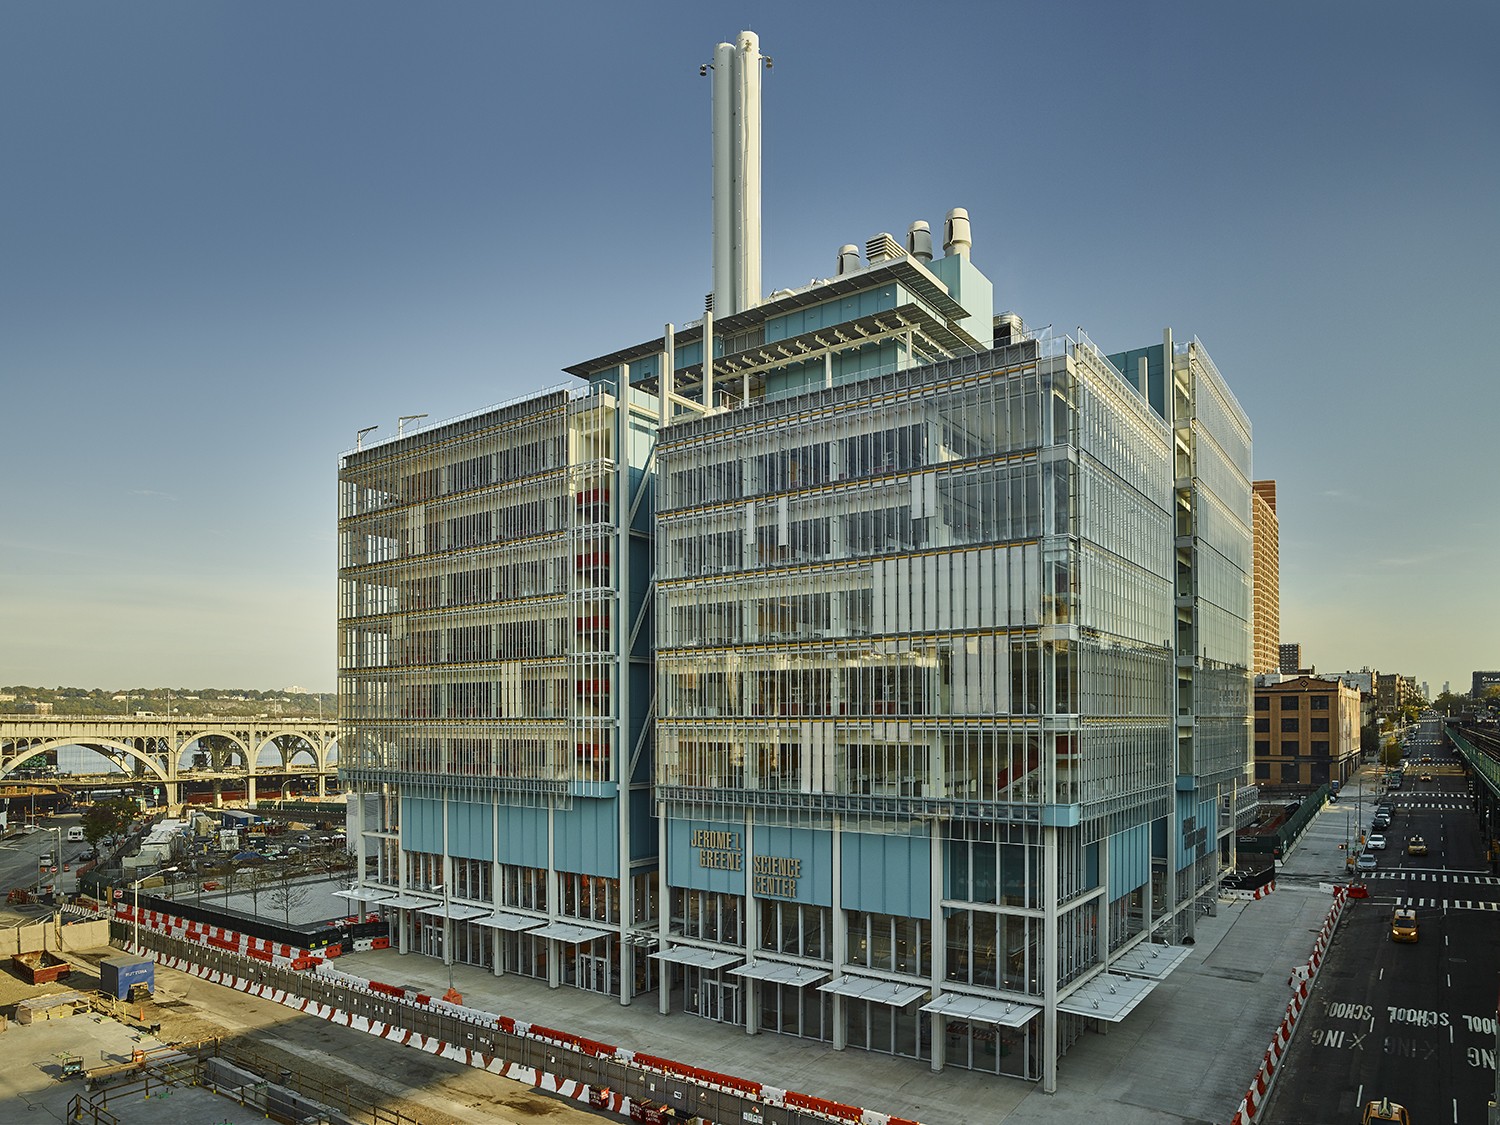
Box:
[328, 801, 1361, 1125]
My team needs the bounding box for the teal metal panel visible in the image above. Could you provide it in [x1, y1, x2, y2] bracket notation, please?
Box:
[629, 788, 656, 862]
[1173, 790, 1215, 871]
[400, 796, 442, 854]
[753, 824, 832, 908]
[841, 829, 931, 919]
[446, 798, 493, 861]
[1108, 823, 1151, 899]
[1105, 344, 1167, 420]
[926, 256, 995, 350]
[554, 797, 619, 877]
[497, 804, 547, 869]
[1041, 803, 1082, 827]
[666, 817, 744, 895]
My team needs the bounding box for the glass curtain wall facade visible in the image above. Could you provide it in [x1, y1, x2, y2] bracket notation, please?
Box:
[1166, 336, 1253, 933]
[338, 382, 659, 1002]
[654, 332, 1178, 1090]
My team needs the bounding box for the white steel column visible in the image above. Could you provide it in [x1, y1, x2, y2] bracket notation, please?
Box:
[492, 792, 504, 977]
[547, 803, 559, 989]
[1042, 826, 1059, 1094]
[616, 367, 634, 1008]
[661, 325, 675, 426]
[353, 790, 368, 891]
[744, 809, 758, 1035]
[1098, 834, 1111, 968]
[703, 309, 715, 410]
[658, 809, 671, 1016]
[442, 794, 452, 971]
[928, 823, 945, 1071]
[397, 795, 410, 955]
[831, 813, 846, 1050]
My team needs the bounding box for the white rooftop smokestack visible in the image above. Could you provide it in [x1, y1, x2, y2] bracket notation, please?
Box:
[943, 207, 972, 258]
[710, 31, 766, 316]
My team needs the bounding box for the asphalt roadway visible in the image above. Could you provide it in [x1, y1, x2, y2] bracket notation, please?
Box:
[1260, 740, 1500, 1124]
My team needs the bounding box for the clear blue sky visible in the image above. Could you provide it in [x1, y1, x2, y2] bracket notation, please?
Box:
[3, 2, 1496, 695]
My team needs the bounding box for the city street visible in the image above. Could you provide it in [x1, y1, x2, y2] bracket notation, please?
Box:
[1264, 717, 1499, 1124]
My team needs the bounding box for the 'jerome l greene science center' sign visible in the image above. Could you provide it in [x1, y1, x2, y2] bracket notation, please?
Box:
[690, 828, 802, 899]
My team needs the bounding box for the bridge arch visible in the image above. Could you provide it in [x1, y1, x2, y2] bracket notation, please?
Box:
[172, 730, 251, 773]
[254, 727, 337, 772]
[0, 738, 171, 785]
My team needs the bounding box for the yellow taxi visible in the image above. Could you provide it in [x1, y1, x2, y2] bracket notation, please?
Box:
[1362, 1098, 1410, 1124]
[1390, 908, 1418, 943]
[1407, 835, 1427, 856]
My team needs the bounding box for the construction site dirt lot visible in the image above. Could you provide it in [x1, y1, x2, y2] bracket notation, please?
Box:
[2, 947, 607, 1125]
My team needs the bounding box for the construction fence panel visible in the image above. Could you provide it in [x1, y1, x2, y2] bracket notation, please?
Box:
[115, 924, 876, 1125]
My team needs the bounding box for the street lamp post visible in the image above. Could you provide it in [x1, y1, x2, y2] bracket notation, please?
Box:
[432, 882, 454, 991]
[129, 873, 151, 954]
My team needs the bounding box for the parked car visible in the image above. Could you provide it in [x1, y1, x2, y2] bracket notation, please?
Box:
[1372, 813, 1391, 831]
[1356, 852, 1377, 872]
[1367, 834, 1387, 850]
[1407, 835, 1427, 856]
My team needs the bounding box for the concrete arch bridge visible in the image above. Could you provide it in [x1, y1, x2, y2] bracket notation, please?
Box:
[0, 715, 340, 809]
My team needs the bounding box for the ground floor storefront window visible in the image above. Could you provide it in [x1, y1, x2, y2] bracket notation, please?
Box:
[503, 931, 548, 980]
[843, 997, 924, 1058]
[942, 1017, 1039, 1079]
[559, 936, 615, 995]
[756, 981, 830, 1041]
[673, 965, 741, 1023]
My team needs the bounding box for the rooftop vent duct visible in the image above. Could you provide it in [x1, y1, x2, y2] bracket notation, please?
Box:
[865, 232, 903, 264]
[943, 207, 971, 258]
[907, 221, 933, 263]
[836, 244, 861, 275]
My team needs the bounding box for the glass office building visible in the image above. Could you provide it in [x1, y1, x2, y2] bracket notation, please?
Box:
[338, 381, 660, 1002]
[649, 299, 1215, 1088]
[335, 28, 1251, 1097]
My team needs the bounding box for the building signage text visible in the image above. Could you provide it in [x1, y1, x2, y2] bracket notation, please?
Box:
[690, 827, 803, 899]
[692, 829, 742, 871]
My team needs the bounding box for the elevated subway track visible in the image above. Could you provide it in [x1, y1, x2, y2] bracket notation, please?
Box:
[1441, 718, 1500, 871]
[0, 714, 340, 810]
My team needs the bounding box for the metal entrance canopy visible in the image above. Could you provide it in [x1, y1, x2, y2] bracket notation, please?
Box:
[1057, 973, 1160, 1022]
[650, 946, 743, 971]
[331, 886, 394, 904]
[472, 910, 545, 932]
[1109, 942, 1193, 980]
[379, 893, 440, 910]
[817, 974, 928, 1008]
[419, 902, 494, 922]
[528, 921, 614, 945]
[920, 991, 1041, 1028]
[729, 960, 829, 988]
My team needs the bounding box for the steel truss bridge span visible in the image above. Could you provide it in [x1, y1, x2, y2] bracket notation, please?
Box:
[0, 715, 340, 806]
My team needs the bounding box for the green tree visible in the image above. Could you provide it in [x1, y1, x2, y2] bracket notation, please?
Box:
[81, 797, 138, 846]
